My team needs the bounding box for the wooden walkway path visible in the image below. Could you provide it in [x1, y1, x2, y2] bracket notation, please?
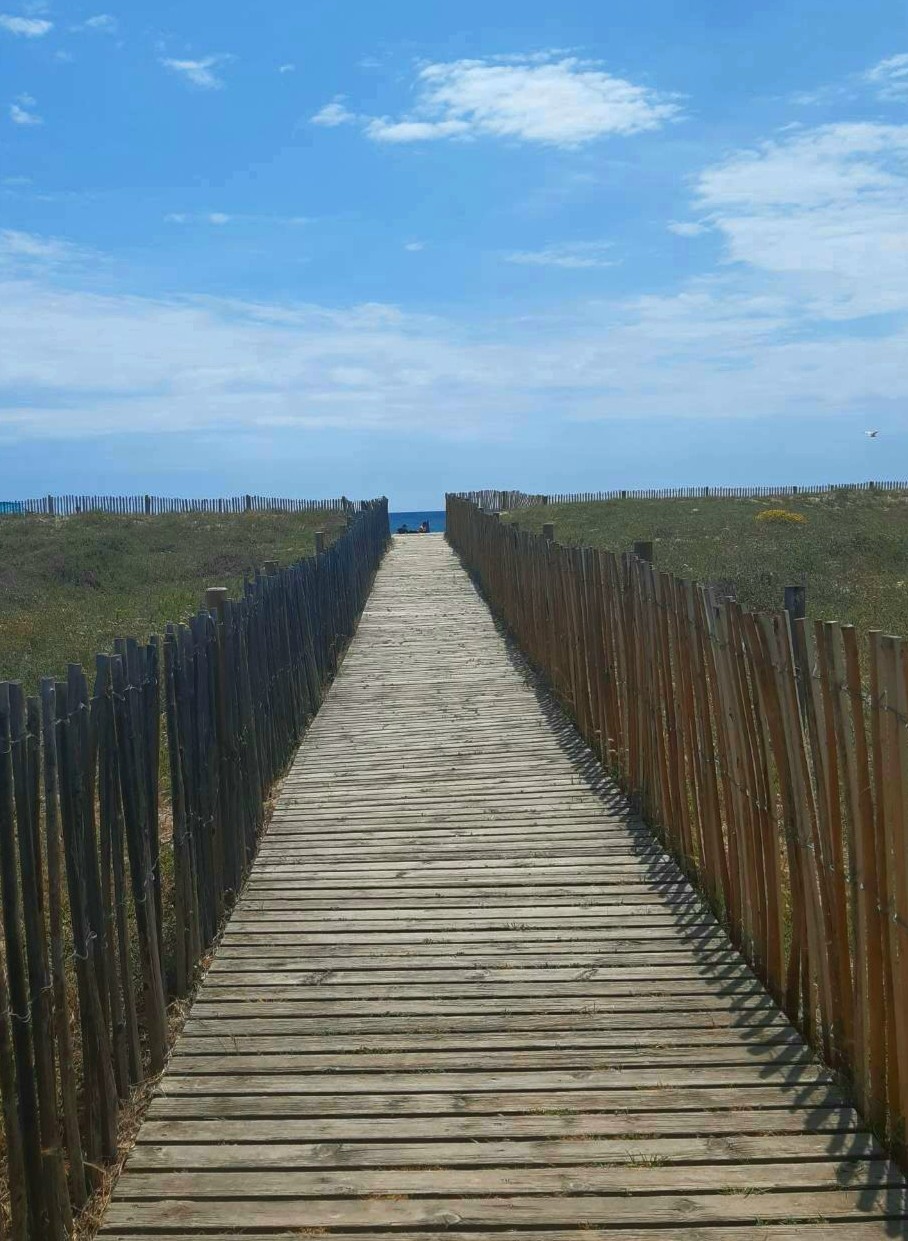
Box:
[102, 535, 908, 1239]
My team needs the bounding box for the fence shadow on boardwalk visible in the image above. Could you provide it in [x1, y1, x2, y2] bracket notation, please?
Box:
[447, 492, 908, 1205]
[0, 498, 390, 1240]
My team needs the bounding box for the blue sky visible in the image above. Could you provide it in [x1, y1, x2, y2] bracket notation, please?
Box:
[1, 1, 907, 507]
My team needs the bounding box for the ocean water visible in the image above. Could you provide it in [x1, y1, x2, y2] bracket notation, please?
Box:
[390, 510, 446, 534]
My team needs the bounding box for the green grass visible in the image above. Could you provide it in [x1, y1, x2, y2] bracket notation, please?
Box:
[502, 488, 908, 636]
[0, 509, 344, 690]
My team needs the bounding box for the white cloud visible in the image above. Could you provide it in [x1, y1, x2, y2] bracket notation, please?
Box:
[311, 97, 356, 127]
[9, 93, 42, 125]
[278, 62, 295, 74]
[404, 241, 425, 252]
[668, 220, 710, 237]
[365, 118, 469, 143]
[81, 13, 117, 32]
[161, 54, 233, 90]
[2, 258, 908, 443]
[866, 53, 908, 102]
[3, 225, 908, 443]
[0, 228, 87, 265]
[164, 211, 308, 227]
[361, 54, 681, 147]
[504, 241, 616, 269]
[5, 101, 908, 446]
[693, 121, 908, 318]
[0, 14, 52, 35]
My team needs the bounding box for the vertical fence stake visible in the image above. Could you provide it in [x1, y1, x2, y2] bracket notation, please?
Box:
[543, 523, 555, 542]
[633, 540, 654, 563]
[784, 584, 807, 623]
[315, 531, 326, 556]
[205, 587, 229, 616]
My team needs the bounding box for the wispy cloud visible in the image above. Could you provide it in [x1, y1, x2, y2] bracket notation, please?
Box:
[0, 228, 88, 265]
[161, 54, 234, 90]
[668, 220, 710, 237]
[3, 220, 908, 443]
[404, 241, 425, 252]
[9, 93, 42, 125]
[278, 62, 295, 74]
[504, 241, 616, 269]
[77, 13, 118, 33]
[164, 211, 308, 226]
[866, 53, 908, 102]
[0, 13, 52, 35]
[694, 121, 908, 319]
[5, 81, 908, 447]
[311, 97, 356, 127]
[352, 54, 681, 147]
[791, 51, 908, 109]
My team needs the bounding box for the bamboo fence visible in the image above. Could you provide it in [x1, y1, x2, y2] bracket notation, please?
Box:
[447, 492, 908, 1155]
[454, 482, 908, 511]
[0, 498, 390, 1238]
[1, 496, 361, 518]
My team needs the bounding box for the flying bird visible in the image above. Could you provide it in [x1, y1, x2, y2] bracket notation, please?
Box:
[865, 430, 879, 438]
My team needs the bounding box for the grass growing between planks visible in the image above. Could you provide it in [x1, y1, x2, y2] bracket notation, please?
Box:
[0, 509, 345, 691]
[503, 488, 908, 634]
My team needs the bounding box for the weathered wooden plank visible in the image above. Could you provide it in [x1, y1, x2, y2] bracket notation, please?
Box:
[138, 1106, 864, 1141]
[159, 1063, 834, 1093]
[113, 1159, 903, 1197]
[96, 1228, 908, 1241]
[146, 1083, 851, 1119]
[100, 1187, 908, 1230]
[176, 1025, 798, 1051]
[166, 1046, 816, 1074]
[126, 1131, 879, 1168]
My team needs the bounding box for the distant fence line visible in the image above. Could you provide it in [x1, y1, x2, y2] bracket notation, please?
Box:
[454, 481, 908, 512]
[447, 492, 908, 1162]
[0, 498, 390, 1239]
[0, 495, 361, 517]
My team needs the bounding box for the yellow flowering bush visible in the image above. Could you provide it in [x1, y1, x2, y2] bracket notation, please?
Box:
[755, 509, 807, 525]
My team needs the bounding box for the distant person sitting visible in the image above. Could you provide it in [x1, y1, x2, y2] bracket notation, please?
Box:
[397, 523, 411, 534]
[419, 520, 430, 533]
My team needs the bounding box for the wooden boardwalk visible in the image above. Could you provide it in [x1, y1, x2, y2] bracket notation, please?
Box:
[102, 534, 908, 1239]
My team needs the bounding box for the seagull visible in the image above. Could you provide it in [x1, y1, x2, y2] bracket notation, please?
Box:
[865, 430, 879, 438]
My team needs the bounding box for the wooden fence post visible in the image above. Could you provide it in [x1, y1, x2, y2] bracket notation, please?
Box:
[315, 532, 326, 556]
[206, 587, 229, 615]
[543, 523, 555, 542]
[784, 584, 807, 623]
[633, 540, 654, 563]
